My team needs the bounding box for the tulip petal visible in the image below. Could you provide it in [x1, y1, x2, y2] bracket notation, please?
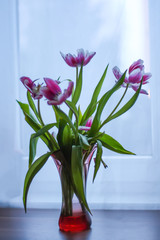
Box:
[66, 54, 78, 67]
[20, 76, 43, 99]
[76, 49, 85, 65]
[32, 94, 43, 99]
[60, 52, 77, 67]
[78, 126, 91, 131]
[47, 95, 65, 105]
[47, 81, 74, 105]
[85, 118, 93, 128]
[128, 69, 143, 83]
[129, 59, 144, 74]
[20, 76, 35, 92]
[112, 66, 123, 80]
[40, 86, 55, 100]
[83, 51, 96, 66]
[44, 78, 62, 95]
[66, 81, 74, 98]
[131, 85, 148, 95]
[143, 73, 152, 82]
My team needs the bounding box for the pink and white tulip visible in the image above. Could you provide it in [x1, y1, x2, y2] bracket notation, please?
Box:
[112, 59, 152, 95]
[60, 49, 96, 67]
[40, 78, 74, 105]
[20, 76, 43, 99]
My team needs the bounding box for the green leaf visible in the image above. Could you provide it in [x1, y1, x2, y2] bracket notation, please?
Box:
[106, 79, 143, 123]
[29, 135, 39, 168]
[88, 131, 105, 142]
[17, 100, 37, 122]
[81, 64, 109, 125]
[54, 106, 77, 136]
[72, 65, 83, 105]
[78, 105, 83, 125]
[57, 119, 72, 161]
[57, 119, 66, 149]
[79, 134, 90, 150]
[27, 91, 41, 122]
[29, 123, 57, 167]
[65, 100, 79, 120]
[71, 145, 91, 214]
[52, 106, 60, 125]
[32, 123, 56, 139]
[17, 100, 52, 149]
[89, 71, 127, 136]
[23, 152, 51, 212]
[93, 140, 102, 182]
[98, 133, 135, 155]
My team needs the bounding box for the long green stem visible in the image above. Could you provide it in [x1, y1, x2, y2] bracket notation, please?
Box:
[108, 84, 129, 117]
[76, 66, 78, 85]
[65, 101, 79, 133]
[69, 67, 79, 120]
[61, 167, 73, 216]
[37, 100, 59, 150]
[98, 84, 129, 130]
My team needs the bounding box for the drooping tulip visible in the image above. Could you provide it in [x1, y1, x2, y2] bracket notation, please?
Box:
[40, 78, 74, 105]
[20, 76, 43, 99]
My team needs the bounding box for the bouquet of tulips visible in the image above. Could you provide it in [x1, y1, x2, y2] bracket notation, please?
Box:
[17, 49, 151, 213]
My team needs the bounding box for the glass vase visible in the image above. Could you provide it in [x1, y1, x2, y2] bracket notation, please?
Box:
[52, 149, 95, 232]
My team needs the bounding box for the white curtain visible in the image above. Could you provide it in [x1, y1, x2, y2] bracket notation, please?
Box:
[0, 0, 160, 209]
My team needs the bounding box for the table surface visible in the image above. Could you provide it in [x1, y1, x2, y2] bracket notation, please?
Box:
[0, 208, 160, 240]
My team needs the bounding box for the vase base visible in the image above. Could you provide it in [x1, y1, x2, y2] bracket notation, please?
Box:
[59, 212, 91, 232]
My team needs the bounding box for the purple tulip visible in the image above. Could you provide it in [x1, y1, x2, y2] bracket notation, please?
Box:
[40, 78, 74, 105]
[112, 59, 152, 95]
[60, 49, 96, 67]
[79, 118, 93, 131]
[20, 76, 43, 99]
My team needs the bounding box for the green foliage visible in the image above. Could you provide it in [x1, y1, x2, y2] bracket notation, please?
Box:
[18, 61, 146, 214]
[66, 100, 79, 119]
[100, 79, 143, 126]
[17, 100, 36, 122]
[81, 64, 109, 125]
[98, 133, 135, 155]
[17, 100, 54, 150]
[72, 65, 83, 105]
[29, 123, 57, 167]
[27, 91, 41, 122]
[93, 140, 103, 182]
[57, 119, 73, 162]
[54, 106, 77, 136]
[89, 71, 127, 136]
[23, 152, 51, 212]
[78, 105, 83, 124]
[71, 145, 91, 214]
[29, 136, 38, 168]
[79, 133, 90, 150]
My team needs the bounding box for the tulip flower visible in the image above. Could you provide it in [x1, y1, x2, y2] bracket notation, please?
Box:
[20, 76, 43, 99]
[79, 118, 93, 131]
[40, 78, 74, 105]
[112, 59, 152, 95]
[60, 49, 96, 67]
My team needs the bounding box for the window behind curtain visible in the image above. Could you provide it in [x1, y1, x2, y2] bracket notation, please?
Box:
[18, 0, 152, 208]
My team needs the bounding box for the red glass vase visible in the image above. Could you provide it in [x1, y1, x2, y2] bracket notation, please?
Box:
[52, 149, 95, 232]
[58, 193, 91, 232]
